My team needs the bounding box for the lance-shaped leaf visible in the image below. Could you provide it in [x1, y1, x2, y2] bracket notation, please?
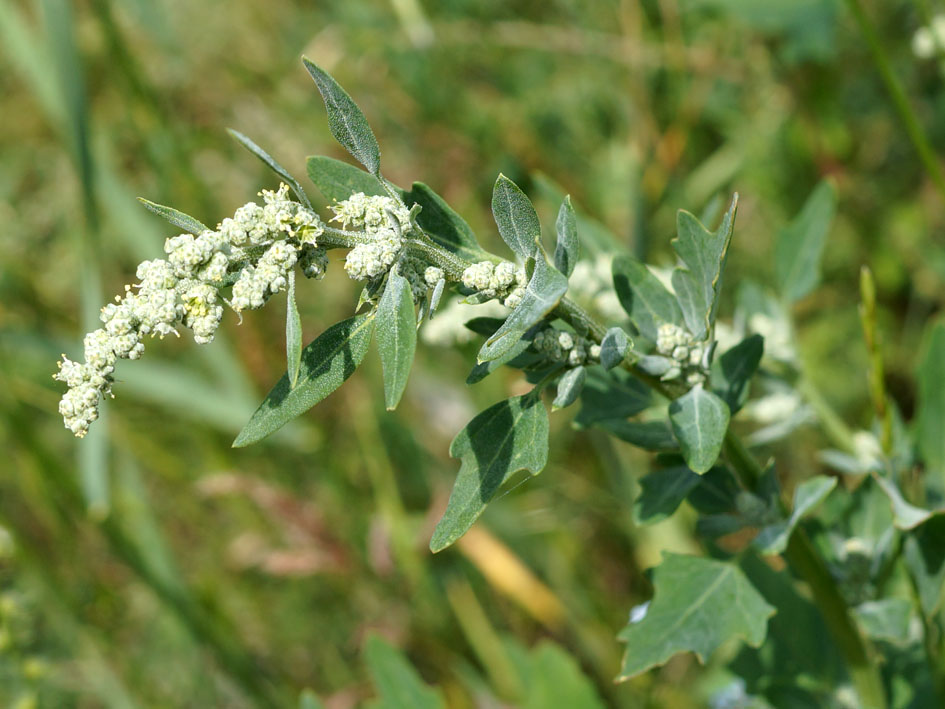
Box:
[477, 254, 568, 362]
[916, 321, 945, 477]
[612, 255, 683, 342]
[600, 327, 631, 370]
[228, 128, 312, 209]
[903, 516, 945, 617]
[670, 195, 738, 340]
[712, 334, 764, 414]
[634, 466, 701, 525]
[233, 314, 375, 447]
[306, 155, 386, 203]
[754, 475, 837, 554]
[775, 180, 836, 303]
[401, 182, 487, 263]
[286, 271, 303, 389]
[554, 196, 579, 276]
[138, 198, 209, 235]
[594, 419, 678, 451]
[552, 366, 585, 410]
[376, 270, 416, 410]
[668, 385, 730, 474]
[493, 174, 542, 261]
[617, 553, 774, 680]
[364, 635, 446, 709]
[302, 58, 381, 175]
[430, 394, 549, 552]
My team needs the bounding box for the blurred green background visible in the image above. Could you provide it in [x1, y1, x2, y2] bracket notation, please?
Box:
[2, 0, 944, 706]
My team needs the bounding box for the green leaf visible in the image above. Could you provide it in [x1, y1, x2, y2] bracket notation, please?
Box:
[524, 642, 606, 709]
[299, 689, 325, 709]
[302, 58, 381, 175]
[306, 155, 386, 202]
[228, 128, 312, 210]
[668, 385, 731, 474]
[364, 635, 446, 709]
[401, 182, 487, 262]
[430, 394, 549, 552]
[711, 334, 764, 413]
[233, 314, 375, 447]
[376, 270, 416, 410]
[594, 419, 678, 451]
[137, 198, 209, 235]
[852, 599, 912, 645]
[553, 367, 585, 410]
[466, 336, 534, 385]
[600, 327, 631, 370]
[574, 369, 652, 427]
[286, 271, 302, 389]
[903, 516, 945, 617]
[477, 254, 568, 362]
[617, 553, 774, 680]
[916, 321, 945, 476]
[872, 472, 932, 530]
[634, 466, 701, 525]
[754, 475, 837, 554]
[553, 196, 579, 277]
[612, 255, 683, 342]
[492, 174, 542, 261]
[775, 180, 836, 303]
[670, 195, 738, 340]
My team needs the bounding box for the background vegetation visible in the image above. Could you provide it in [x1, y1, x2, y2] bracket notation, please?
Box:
[1, 0, 943, 706]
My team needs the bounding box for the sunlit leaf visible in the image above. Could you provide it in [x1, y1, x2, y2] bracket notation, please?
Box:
[612, 255, 682, 342]
[138, 198, 209, 235]
[306, 155, 386, 202]
[668, 385, 731, 474]
[228, 128, 312, 209]
[553, 196, 579, 277]
[376, 270, 416, 410]
[493, 174, 542, 261]
[775, 180, 835, 303]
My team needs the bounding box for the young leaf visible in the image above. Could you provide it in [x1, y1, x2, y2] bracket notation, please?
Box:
[401, 182, 488, 262]
[306, 155, 386, 203]
[711, 334, 764, 413]
[600, 327, 631, 370]
[594, 419, 678, 451]
[364, 635, 446, 709]
[612, 255, 683, 342]
[428, 277, 445, 318]
[302, 58, 381, 175]
[916, 321, 945, 477]
[286, 271, 303, 389]
[492, 174, 542, 261]
[754, 475, 837, 554]
[670, 195, 738, 340]
[477, 254, 568, 362]
[617, 554, 774, 680]
[376, 270, 417, 410]
[553, 196, 579, 277]
[430, 394, 549, 552]
[634, 467, 701, 525]
[552, 367, 585, 410]
[233, 314, 375, 447]
[668, 385, 731, 474]
[138, 198, 209, 235]
[228, 128, 312, 209]
[775, 180, 836, 303]
[903, 516, 945, 617]
[872, 473, 932, 530]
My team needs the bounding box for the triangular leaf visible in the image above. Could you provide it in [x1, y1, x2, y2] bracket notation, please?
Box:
[303, 58, 381, 175]
[553, 196, 579, 277]
[612, 255, 683, 342]
[775, 180, 836, 303]
[430, 394, 549, 552]
[233, 314, 375, 447]
[228, 128, 312, 209]
[138, 198, 209, 235]
[492, 174, 542, 261]
[306, 155, 386, 203]
[617, 553, 774, 680]
[668, 385, 731, 474]
[634, 466, 701, 525]
[376, 270, 417, 410]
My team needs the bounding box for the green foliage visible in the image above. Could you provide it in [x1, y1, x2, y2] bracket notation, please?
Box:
[228, 128, 312, 209]
[617, 554, 775, 679]
[376, 270, 417, 410]
[711, 334, 764, 413]
[668, 385, 731, 474]
[634, 466, 701, 525]
[431, 393, 548, 552]
[612, 255, 683, 342]
[286, 271, 303, 388]
[552, 365, 585, 410]
[754, 475, 836, 554]
[401, 182, 488, 262]
[775, 180, 836, 303]
[364, 635, 446, 709]
[492, 174, 543, 261]
[600, 327, 630, 370]
[553, 196, 579, 277]
[916, 321, 945, 477]
[137, 198, 209, 235]
[306, 155, 386, 202]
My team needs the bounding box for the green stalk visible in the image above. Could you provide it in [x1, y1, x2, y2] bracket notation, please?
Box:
[844, 0, 945, 204]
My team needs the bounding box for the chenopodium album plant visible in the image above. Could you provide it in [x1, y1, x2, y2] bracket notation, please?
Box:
[54, 58, 945, 707]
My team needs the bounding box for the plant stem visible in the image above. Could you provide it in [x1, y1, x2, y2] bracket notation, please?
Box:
[844, 0, 945, 204]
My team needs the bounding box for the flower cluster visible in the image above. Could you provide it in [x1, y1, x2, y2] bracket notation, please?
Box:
[532, 327, 600, 367]
[461, 260, 527, 308]
[655, 323, 706, 384]
[330, 193, 415, 282]
[55, 185, 323, 438]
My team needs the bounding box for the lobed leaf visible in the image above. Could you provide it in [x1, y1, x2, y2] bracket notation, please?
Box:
[233, 314, 375, 447]
[634, 466, 701, 525]
[492, 174, 542, 261]
[285, 271, 303, 388]
[306, 155, 386, 203]
[711, 334, 764, 413]
[617, 553, 774, 680]
[668, 385, 731, 474]
[431, 394, 549, 552]
[376, 270, 417, 410]
[612, 255, 682, 342]
[670, 195, 738, 340]
[553, 196, 579, 277]
[228, 128, 312, 209]
[775, 180, 836, 303]
[138, 198, 209, 235]
[302, 58, 381, 175]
